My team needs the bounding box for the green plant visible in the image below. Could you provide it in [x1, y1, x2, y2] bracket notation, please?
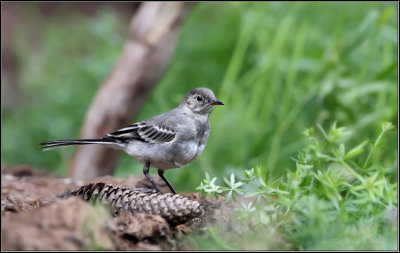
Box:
[194, 122, 397, 250]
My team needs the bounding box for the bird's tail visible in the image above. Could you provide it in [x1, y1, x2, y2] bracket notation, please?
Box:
[40, 137, 119, 151]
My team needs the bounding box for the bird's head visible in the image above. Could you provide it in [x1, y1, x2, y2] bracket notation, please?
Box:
[181, 87, 224, 114]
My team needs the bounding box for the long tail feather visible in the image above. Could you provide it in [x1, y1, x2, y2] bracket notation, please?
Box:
[40, 137, 119, 151]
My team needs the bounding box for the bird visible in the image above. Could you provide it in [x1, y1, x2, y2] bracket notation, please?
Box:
[40, 87, 224, 194]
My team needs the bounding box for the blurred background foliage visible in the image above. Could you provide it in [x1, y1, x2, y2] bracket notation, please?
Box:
[2, 2, 397, 190]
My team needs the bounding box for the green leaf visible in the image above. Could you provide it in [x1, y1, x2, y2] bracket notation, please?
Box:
[226, 190, 233, 203]
[336, 143, 346, 158]
[302, 127, 314, 137]
[381, 121, 394, 132]
[244, 168, 256, 183]
[223, 176, 230, 186]
[345, 140, 368, 159]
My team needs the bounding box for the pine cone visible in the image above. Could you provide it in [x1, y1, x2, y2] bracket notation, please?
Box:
[59, 183, 204, 225]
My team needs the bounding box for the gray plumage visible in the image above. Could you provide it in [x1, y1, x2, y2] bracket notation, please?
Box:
[41, 87, 224, 194]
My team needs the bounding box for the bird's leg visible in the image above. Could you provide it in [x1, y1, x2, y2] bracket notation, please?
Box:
[158, 170, 177, 194]
[143, 161, 162, 193]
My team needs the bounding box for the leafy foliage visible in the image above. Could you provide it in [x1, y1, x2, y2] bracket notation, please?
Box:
[194, 122, 397, 250]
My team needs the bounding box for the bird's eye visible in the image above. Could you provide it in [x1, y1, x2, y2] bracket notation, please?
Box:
[196, 96, 203, 101]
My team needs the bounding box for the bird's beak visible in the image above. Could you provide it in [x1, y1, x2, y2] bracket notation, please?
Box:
[212, 99, 224, 105]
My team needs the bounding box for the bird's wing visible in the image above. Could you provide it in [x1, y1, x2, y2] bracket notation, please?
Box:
[106, 121, 176, 144]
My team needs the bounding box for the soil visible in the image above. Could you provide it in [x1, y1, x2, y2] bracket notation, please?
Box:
[1, 165, 229, 250]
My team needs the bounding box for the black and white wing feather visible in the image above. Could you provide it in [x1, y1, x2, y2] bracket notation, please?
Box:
[106, 122, 176, 144]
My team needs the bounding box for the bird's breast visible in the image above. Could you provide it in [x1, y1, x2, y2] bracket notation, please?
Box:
[195, 120, 210, 141]
[167, 120, 210, 168]
[193, 120, 210, 158]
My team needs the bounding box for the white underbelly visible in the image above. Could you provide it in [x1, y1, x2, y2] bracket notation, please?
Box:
[124, 141, 202, 170]
[166, 142, 199, 169]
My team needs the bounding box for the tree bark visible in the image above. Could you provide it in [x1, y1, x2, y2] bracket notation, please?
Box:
[68, 2, 195, 180]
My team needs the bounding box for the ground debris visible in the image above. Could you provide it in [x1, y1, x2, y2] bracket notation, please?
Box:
[2, 197, 100, 250]
[1, 165, 226, 250]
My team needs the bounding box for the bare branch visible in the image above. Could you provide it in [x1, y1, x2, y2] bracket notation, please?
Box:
[68, 2, 195, 179]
